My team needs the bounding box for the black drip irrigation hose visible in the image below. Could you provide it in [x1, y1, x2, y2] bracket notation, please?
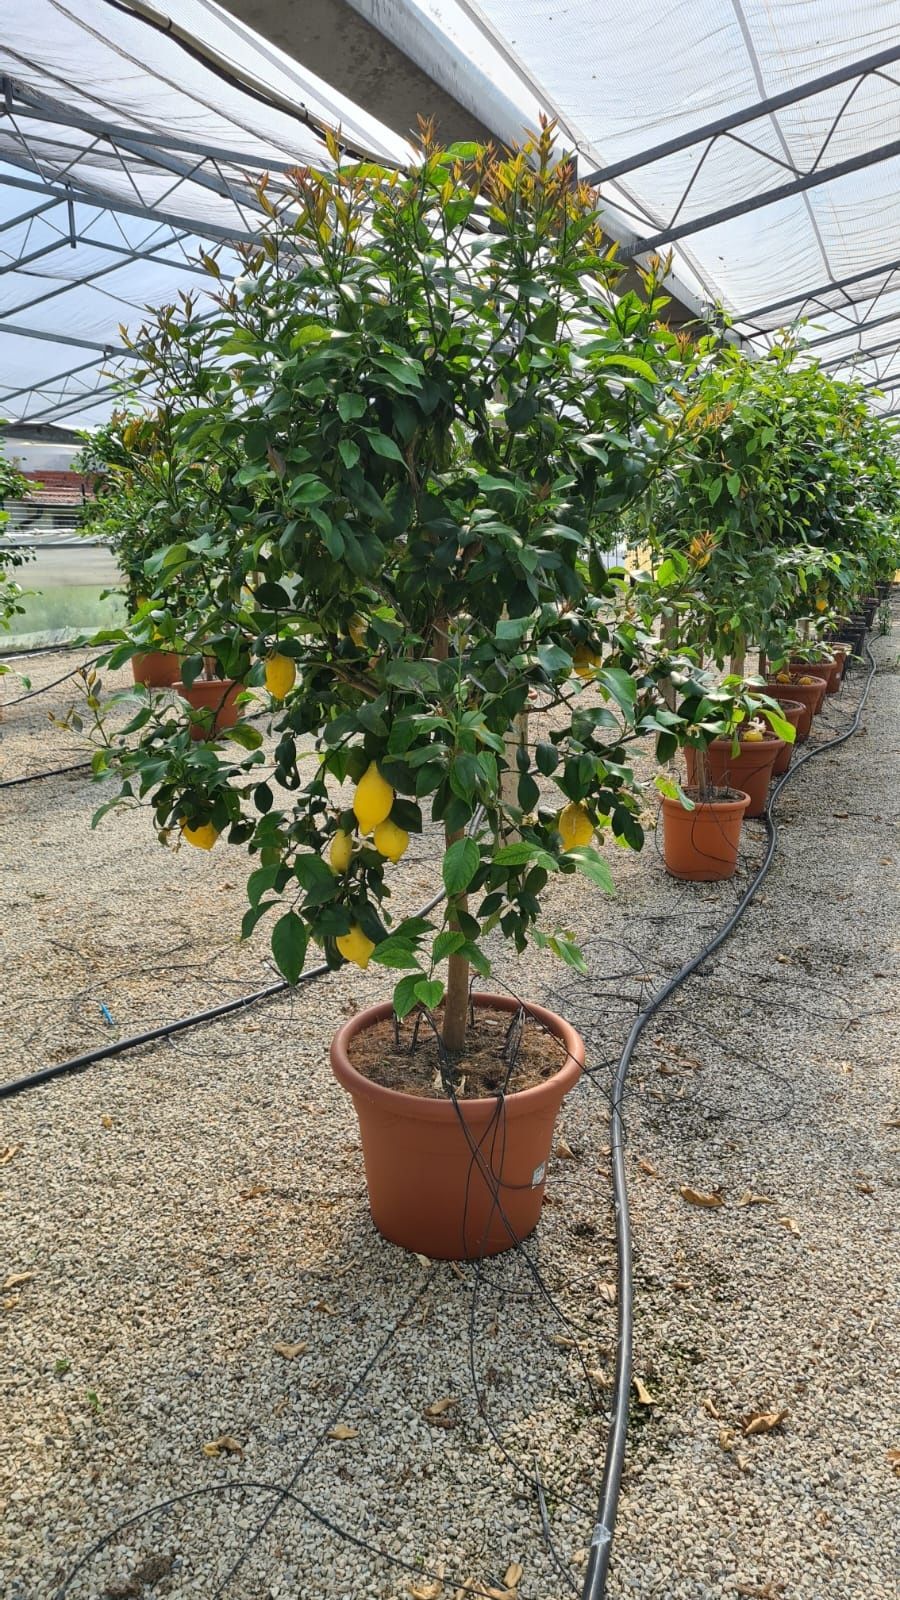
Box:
[581, 638, 879, 1600]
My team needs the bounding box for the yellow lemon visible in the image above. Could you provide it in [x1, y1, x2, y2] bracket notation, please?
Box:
[336, 925, 375, 969]
[180, 818, 219, 850]
[573, 643, 601, 680]
[775, 672, 791, 684]
[330, 829, 353, 872]
[558, 802, 594, 850]
[265, 653, 296, 699]
[742, 728, 765, 742]
[348, 614, 367, 649]
[816, 598, 827, 613]
[799, 675, 818, 686]
[353, 762, 394, 833]
[373, 818, 409, 863]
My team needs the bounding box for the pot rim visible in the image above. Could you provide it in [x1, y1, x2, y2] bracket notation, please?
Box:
[331, 991, 584, 1120]
[662, 787, 750, 813]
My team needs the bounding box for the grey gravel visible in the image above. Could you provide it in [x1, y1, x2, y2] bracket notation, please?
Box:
[0, 631, 897, 1600]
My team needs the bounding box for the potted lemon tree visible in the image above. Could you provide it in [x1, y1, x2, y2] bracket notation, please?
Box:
[91, 127, 695, 1258]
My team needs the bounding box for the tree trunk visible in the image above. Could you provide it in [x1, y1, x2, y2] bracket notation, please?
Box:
[729, 633, 746, 678]
[693, 744, 714, 802]
[442, 827, 470, 1054]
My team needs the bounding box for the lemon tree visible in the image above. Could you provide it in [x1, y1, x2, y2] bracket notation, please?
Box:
[91, 126, 698, 1053]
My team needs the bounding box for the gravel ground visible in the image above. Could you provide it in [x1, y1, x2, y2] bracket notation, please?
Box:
[0, 629, 897, 1600]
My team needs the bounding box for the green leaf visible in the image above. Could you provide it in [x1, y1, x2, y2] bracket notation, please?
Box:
[339, 439, 360, 470]
[369, 938, 422, 970]
[271, 911, 308, 984]
[565, 846, 615, 893]
[442, 836, 480, 894]
[367, 432, 406, 463]
[224, 723, 264, 750]
[393, 972, 423, 1019]
[338, 393, 366, 422]
[432, 930, 466, 961]
[413, 978, 445, 1010]
[596, 666, 637, 714]
[494, 842, 557, 870]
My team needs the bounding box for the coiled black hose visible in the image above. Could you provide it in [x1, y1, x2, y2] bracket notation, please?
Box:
[581, 638, 878, 1600]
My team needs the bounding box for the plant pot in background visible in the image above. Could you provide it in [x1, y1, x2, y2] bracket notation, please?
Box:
[176, 677, 241, 739]
[330, 993, 584, 1260]
[768, 701, 803, 774]
[765, 677, 827, 740]
[684, 736, 782, 818]
[132, 650, 182, 688]
[661, 788, 750, 882]
[787, 656, 840, 693]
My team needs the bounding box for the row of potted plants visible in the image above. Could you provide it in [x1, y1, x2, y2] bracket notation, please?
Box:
[71, 129, 898, 1260]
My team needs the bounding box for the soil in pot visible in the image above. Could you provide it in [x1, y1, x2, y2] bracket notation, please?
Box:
[768, 701, 803, 774]
[684, 735, 782, 819]
[661, 786, 750, 881]
[787, 656, 840, 693]
[330, 993, 584, 1260]
[175, 677, 241, 739]
[132, 650, 182, 688]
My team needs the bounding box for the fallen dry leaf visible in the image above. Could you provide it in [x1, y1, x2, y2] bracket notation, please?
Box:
[587, 1366, 609, 1386]
[735, 1583, 782, 1597]
[503, 1564, 524, 1591]
[423, 1396, 457, 1418]
[884, 1118, 900, 1129]
[239, 1184, 269, 1200]
[719, 1427, 735, 1450]
[735, 1452, 751, 1473]
[775, 953, 791, 964]
[327, 1423, 359, 1441]
[415, 1252, 431, 1267]
[833, 811, 849, 820]
[555, 1138, 578, 1160]
[736, 1191, 775, 1207]
[855, 1180, 874, 1195]
[0, 1143, 23, 1165]
[886, 1448, 900, 1476]
[100, 1115, 113, 1129]
[202, 1435, 243, 1457]
[633, 1376, 656, 1406]
[408, 1575, 443, 1600]
[671, 1278, 693, 1291]
[742, 1408, 788, 1436]
[313, 1299, 336, 1314]
[2, 1271, 35, 1291]
[638, 1157, 659, 1177]
[597, 1281, 617, 1305]
[778, 1216, 801, 1236]
[679, 1185, 724, 1208]
[702, 1396, 721, 1419]
[273, 1341, 308, 1360]
[452, 1577, 481, 1600]
[550, 1333, 583, 1350]
[570, 1549, 588, 1568]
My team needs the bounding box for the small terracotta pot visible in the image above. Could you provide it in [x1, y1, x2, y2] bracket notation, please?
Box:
[768, 701, 803, 774]
[132, 650, 181, 688]
[661, 789, 750, 881]
[175, 677, 241, 739]
[765, 677, 827, 740]
[684, 737, 782, 819]
[330, 993, 584, 1260]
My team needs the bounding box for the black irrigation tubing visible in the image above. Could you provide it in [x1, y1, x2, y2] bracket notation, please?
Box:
[581, 636, 879, 1600]
[0, 760, 93, 789]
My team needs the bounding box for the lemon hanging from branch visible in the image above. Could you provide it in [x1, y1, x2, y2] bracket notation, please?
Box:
[572, 643, 601, 680]
[557, 802, 594, 850]
[353, 762, 394, 833]
[180, 819, 219, 851]
[336, 925, 375, 969]
[330, 829, 354, 872]
[265, 653, 296, 699]
[373, 818, 409, 863]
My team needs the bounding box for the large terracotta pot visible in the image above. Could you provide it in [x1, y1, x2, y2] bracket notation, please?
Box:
[132, 650, 181, 688]
[175, 677, 241, 739]
[768, 701, 803, 774]
[330, 993, 584, 1260]
[765, 677, 827, 740]
[661, 789, 750, 881]
[685, 736, 782, 819]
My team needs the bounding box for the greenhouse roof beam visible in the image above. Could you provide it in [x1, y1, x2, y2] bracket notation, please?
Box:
[820, 338, 900, 372]
[863, 371, 900, 393]
[0, 166, 259, 246]
[625, 134, 900, 255]
[804, 306, 900, 352]
[735, 256, 900, 327]
[581, 43, 900, 185]
[0, 321, 126, 354]
[0, 354, 109, 408]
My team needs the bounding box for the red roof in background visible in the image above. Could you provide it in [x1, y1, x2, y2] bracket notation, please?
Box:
[21, 470, 93, 508]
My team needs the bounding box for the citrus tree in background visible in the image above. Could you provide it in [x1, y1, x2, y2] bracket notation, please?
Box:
[0, 437, 31, 636]
[92, 124, 698, 1054]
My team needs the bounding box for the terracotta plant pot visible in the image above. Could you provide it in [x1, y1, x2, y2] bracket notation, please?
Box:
[330, 993, 584, 1260]
[175, 677, 241, 739]
[131, 650, 182, 688]
[765, 677, 827, 740]
[661, 788, 750, 881]
[768, 701, 803, 774]
[684, 736, 782, 819]
[787, 657, 840, 693]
